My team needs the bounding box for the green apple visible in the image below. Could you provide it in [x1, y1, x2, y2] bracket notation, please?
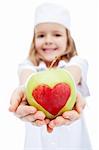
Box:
[25, 68, 76, 119]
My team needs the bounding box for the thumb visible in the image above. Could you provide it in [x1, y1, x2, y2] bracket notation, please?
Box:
[9, 96, 22, 112]
[9, 87, 25, 112]
[75, 92, 86, 113]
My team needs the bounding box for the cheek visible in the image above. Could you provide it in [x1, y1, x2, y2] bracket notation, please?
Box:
[62, 38, 67, 50]
[62, 42, 67, 50]
[58, 40, 67, 50]
[35, 40, 42, 50]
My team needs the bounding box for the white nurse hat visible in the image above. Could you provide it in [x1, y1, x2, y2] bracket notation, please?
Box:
[34, 3, 71, 30]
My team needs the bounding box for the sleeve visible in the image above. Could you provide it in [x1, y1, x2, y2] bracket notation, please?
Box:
[17, 59, 37, 77]
[68, 56, 90, 97]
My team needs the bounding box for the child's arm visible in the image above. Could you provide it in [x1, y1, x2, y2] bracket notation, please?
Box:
[66, 65, 82, 85]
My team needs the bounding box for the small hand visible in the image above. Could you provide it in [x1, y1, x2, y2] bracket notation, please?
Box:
[9, 86, 46, 126]
[12, 98, 47, 126]
[47, 92, 86, 132]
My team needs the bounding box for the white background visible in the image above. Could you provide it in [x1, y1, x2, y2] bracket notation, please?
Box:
[0, 0, 98, 149]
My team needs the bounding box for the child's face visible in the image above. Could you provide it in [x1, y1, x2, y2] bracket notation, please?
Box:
[34, 23, 67, 62]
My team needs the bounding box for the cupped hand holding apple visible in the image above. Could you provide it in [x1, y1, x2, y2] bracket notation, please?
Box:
[9, 81, 86, 132]
[9, 86, 47, 126]
[47, 91, 86, 132]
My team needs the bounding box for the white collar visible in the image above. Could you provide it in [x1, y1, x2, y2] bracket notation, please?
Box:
[38, 60, 67, 69]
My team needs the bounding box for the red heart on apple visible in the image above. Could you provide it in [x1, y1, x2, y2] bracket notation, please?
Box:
[25, 68, 76, 119]
[32, 83, 71, 115]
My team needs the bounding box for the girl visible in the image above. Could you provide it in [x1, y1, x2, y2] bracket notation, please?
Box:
[9, 3, 92, 150]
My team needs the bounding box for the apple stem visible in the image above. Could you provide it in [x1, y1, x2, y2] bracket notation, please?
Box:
[49, 57, 58, 69]
[49, 52, 68, 69]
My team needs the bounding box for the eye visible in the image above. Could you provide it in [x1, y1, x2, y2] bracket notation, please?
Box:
[37, 34, 45, 38]
[54, 34, 62, 37]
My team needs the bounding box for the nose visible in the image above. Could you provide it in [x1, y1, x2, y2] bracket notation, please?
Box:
[45, 34, 53, 45]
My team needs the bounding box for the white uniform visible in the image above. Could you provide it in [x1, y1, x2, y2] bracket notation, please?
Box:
[18, 56, 92, 150]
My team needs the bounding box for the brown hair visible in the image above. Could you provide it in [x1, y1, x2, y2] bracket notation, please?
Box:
[28, 29, 78, 66]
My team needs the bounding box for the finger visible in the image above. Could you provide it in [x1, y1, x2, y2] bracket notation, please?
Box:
[48, 120, 56, 129]
[9, 87, 25, 112]
[49, 116, 72, 128]
[21, 114, 36, 122]
[32, 120, 46, 126]
[62, 110, 80, 121]
[31, 121, 38, 126]
[9, 95, 22, 112]
[75, 92, 86, 113]
[63, 119, 73, 125]
[33, 111, 45, 120]
[54, 116, 66, 126]
[36, 120, 46, 126]
[45, 119, 50, 124]
[47, 125, 53, 133]
[15, 105, 37, 118]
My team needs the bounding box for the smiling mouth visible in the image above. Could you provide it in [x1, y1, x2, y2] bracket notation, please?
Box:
[43, 48, 58, 52]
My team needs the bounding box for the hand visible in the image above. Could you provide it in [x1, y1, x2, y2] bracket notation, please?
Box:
[47, 92, 86, 132]
[9, 86, 47, 126]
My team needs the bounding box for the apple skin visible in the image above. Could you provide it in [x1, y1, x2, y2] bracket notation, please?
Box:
[25, 68, 76, 119]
